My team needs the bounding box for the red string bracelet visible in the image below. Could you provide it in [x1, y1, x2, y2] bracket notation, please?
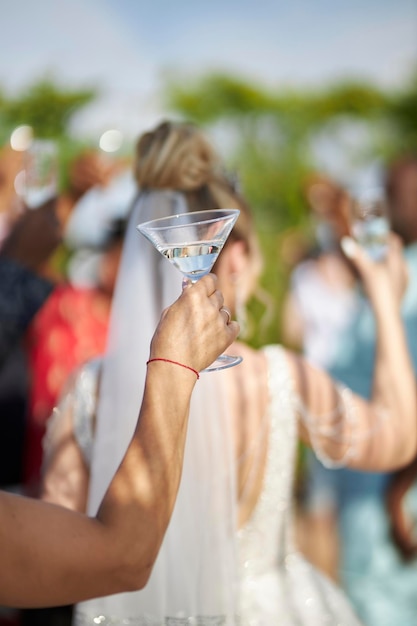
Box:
[146, 358, 200, 380]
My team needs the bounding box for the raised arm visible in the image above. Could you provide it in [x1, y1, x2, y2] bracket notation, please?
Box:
[0, 274, 239, 608]
[295, 234, 417, 472]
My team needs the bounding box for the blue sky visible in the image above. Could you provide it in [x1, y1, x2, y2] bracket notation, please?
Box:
[1, 0, 417, 143]
[108, 0, 417, 86]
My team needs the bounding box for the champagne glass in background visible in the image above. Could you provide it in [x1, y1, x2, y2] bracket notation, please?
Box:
[350, 187, 390, 261]
[23, 139, 59, 209]
[137, 208, 243, 372]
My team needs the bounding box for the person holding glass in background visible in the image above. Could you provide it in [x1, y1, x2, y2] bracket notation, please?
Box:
[0, 135, 63, 506]
[281, 174, 359, 581]
[302, 153, 417, 626]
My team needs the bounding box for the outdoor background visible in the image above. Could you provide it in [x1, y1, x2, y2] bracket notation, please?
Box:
[1, 0, 417, 345]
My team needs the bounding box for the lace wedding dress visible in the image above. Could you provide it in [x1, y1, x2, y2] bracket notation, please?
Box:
[44, 346, 362, 625]
[236, 345, 362, 625]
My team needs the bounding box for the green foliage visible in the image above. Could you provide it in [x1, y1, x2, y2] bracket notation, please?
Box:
[165, 72, 277, 123]
[385, 73, 417, 154]
[0, 79, 96, 142]
[311, 81, 387, 120]
[1, 71, 415, 346]
[0, 79, 98, 192]
[166, 69, 417, 347]
[166, 72, 388, 130]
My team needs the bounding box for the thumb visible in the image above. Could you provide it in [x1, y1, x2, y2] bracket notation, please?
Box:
[340, 236, 370, 269]
[227, 320, 240, 343]
[340, 236, 358, 259]
[340, 235, 378, 285]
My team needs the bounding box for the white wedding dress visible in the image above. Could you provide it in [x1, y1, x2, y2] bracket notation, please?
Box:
[45, 346, 362, 625]
[236, 345, 362, 625]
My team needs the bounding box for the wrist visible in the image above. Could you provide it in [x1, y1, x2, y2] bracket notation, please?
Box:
[145, 358, 199, 390]
[367, 280, 401, 314]
[142, 361, 196, 428]
[146, 357, 199, 380]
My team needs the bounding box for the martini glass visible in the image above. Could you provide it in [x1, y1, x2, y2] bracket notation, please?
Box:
[137, 208, 242, 372]
[23, 139, 59, 209]
[350, 187, 390, 261]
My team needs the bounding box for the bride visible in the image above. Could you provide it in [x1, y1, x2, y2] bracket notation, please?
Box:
[41, 121, 416, 625]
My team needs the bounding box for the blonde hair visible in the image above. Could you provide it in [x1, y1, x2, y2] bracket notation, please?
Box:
[135, 120, 218, 191]
[135, 119, 263, 298]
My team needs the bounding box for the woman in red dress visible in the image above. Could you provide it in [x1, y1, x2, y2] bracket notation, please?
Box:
[24, 218, 126, 492]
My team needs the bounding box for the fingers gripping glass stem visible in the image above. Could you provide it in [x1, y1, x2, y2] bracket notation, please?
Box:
[137, 209, 243, 372]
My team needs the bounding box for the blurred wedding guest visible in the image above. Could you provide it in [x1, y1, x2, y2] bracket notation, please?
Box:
[0, 197, 64, 476]
[281, 174, 359, 580]
[282, 173, 358, 368]
[56, 148, 131, 233]
[0, 141, 128, 470]
[0, 194, 63, 626]
[23, 217, 127, 495]
[0, 145, 25, 243]
[0, 144, 115, 494]
[303, 153, 417, 626]
[64, 155, 135, 252]
[0, 198, 61, 368]
[15, 146, 132, 495]
[40, 121, 416, 625]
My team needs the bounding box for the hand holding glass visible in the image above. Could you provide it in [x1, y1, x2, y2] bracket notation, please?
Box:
[137, 209, 242, 372]
[350, 188, 390, 261]
[23, 139, 59, 209]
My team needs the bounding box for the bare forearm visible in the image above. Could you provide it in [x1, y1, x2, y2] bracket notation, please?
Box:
[363, 287, 417, 468]
[349, 235, 417, 469]
[96, 363, 196, 587]
[0, 273, 238, 608]
[0, 367, 196, 608]
[300, 292, 417, 471]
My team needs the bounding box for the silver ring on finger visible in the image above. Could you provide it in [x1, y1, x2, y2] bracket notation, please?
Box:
[220, 306, 232, 325]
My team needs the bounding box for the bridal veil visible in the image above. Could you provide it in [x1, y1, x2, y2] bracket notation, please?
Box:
[75, 190, 239, 625]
